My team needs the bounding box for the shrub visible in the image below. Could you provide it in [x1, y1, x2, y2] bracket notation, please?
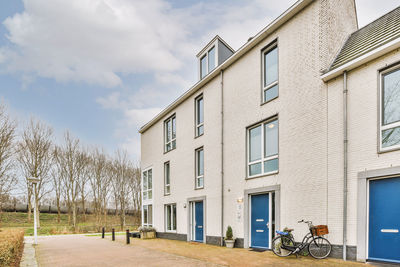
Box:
[0, 228, 25, 267]
[225, 226, 233, 240]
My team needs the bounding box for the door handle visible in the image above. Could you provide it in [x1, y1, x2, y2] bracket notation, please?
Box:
[266, 222, 270, 228]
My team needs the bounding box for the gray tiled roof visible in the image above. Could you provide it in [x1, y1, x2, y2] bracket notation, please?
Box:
[329, 6, 400, 71]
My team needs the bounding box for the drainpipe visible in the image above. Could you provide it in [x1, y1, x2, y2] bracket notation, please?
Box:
[343, 71, 348, 261]
[220, 70, 225, 246]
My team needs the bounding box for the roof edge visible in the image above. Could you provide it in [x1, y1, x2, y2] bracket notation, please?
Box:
[321, 37, 400, 82]
[139, 0, 314, 134]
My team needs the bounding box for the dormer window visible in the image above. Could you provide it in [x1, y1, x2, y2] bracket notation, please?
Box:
[197, 36, 234, 80]
[200, 47, 216, 79]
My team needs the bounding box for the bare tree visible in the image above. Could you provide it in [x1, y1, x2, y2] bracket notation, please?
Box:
[57, 131, 86, 229]
[128, 164, 141, 225]
[17, 118, 53, 227]
[52, 146, 64, 223]
[112, 150, 132, 229]
[88, 148, 111, 228]
[0, 104, 16, 214]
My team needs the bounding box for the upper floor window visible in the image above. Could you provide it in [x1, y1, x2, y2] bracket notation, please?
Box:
[195, 95, 204, 137]
[262, 43, 278, 103]
[248, 118, 278, 178]
[200, 46, 216, 79]
[142, 168, 152, 200]
[164, 115, 176, 152]
[381, 66, 400, 150]
[195, 147, 204, 189]
[164, 162, 170, 195]
[165, 203, 177, 232]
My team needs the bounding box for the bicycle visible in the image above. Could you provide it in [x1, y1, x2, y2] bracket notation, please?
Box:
[271, 219, 332, 259]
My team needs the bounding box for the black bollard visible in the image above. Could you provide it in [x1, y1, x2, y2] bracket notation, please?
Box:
[102, 227, 105, 239]
[112, 228, 115, 241]
[126, 229, 130, 244]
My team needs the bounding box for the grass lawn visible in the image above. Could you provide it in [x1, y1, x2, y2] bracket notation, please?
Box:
[0, 212, 139, 236]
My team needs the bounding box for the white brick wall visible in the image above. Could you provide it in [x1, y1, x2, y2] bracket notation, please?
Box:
[140, 0, 363, 247]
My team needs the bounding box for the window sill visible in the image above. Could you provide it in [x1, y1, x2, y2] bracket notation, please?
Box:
[378, 146, 400, 154]
[195, 186, 204, 190]
[195, 133, 204, 139]
[261, 95, 278, 106]
[246, 170, 279, 180]
[164, 147, 176, 154]
[165, 230, 177, 233]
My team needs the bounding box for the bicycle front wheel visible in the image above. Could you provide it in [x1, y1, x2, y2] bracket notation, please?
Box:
[308, 236, 332, 259]
[272, 235, 295, 257]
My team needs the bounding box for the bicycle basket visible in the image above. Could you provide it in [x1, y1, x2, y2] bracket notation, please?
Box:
[312, 225, 329, 236]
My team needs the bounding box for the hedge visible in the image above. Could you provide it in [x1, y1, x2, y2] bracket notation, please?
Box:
[0, 229, 24, 267]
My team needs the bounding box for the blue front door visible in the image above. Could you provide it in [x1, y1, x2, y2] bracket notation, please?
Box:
[195, 201, 204, 242]
[369, 177, 400, 263]
[251, 194, 269, 248]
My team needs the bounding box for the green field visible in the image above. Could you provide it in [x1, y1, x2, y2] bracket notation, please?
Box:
[0, 212, 139, 236]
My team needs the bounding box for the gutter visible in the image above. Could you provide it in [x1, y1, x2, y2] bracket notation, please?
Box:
[343, 71, 348, 261]
[220, 70, 225, 246]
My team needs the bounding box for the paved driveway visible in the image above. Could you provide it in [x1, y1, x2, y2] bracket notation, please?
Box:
[35, 235, 220, 267]
[32, 234, 374, 267]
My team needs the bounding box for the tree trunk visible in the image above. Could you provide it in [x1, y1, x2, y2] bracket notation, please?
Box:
[27, 192, 32, 222]
[56, 198, 61, 223]
[81, 194, 86, 222]
[72, 201, 77, 230]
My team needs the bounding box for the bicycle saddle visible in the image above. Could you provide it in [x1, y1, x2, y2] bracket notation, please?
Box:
[276, 230, 289, 235]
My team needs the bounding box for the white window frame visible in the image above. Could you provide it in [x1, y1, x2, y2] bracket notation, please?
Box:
[195, 95, 204, 137]
[164, 115, 176, 153]
[200, 46, 217, 79]
[165, 203, 177, 232]
[195, 147, 204, 189]
[247, 118, 279, 178]
[379, 65, 400, 152]
[142, 168, 152, 201]
[142, 204, 153, 227]
[164, 162, 170, 195]
[262, 43, 278, 103]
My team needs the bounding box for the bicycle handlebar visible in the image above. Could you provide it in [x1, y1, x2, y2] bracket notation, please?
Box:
[298, 219, 313, 225]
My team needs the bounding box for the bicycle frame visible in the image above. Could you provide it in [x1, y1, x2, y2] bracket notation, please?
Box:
[280, 228, 320, 253]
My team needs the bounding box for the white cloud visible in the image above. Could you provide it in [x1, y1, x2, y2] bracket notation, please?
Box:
[1, 0, 193, 87]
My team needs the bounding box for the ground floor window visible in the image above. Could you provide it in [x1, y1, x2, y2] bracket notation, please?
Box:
[165, 203, 177, 232]
[143, 204, 153, 227]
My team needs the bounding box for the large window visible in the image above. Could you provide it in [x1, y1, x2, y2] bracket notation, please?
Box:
[164, 162, 170, 195]
[195, 95, 204, 137]
[143, 204, 153, 227]
[381, 66, 400, 150]
[200, 46, 216, 79]
[195, 147, 204, 189]
[248, 118, 278, 177]
[164, 115, 176, 152]
[165, 204, 177, 232]
[142, 169, 152, 200]
[262, 44, 278, 103]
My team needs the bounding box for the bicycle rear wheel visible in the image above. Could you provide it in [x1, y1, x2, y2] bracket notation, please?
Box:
[272, 235, 295, 257]
[308, 236, 332, 259]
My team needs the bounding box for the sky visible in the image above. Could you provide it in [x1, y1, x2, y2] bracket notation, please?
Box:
[0, 0, 399, 162]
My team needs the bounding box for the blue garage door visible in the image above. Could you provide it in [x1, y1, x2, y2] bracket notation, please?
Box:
[251, 194, 269, 248]
[369, 177, 400, 263]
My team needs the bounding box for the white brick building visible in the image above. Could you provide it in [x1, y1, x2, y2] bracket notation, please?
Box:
[139, 0, 400, 263]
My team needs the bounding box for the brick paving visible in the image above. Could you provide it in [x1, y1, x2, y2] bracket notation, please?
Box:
[32, 234, 376, 267]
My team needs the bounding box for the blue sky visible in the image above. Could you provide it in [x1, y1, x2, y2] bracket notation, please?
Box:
[0, 0, 399, 161]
